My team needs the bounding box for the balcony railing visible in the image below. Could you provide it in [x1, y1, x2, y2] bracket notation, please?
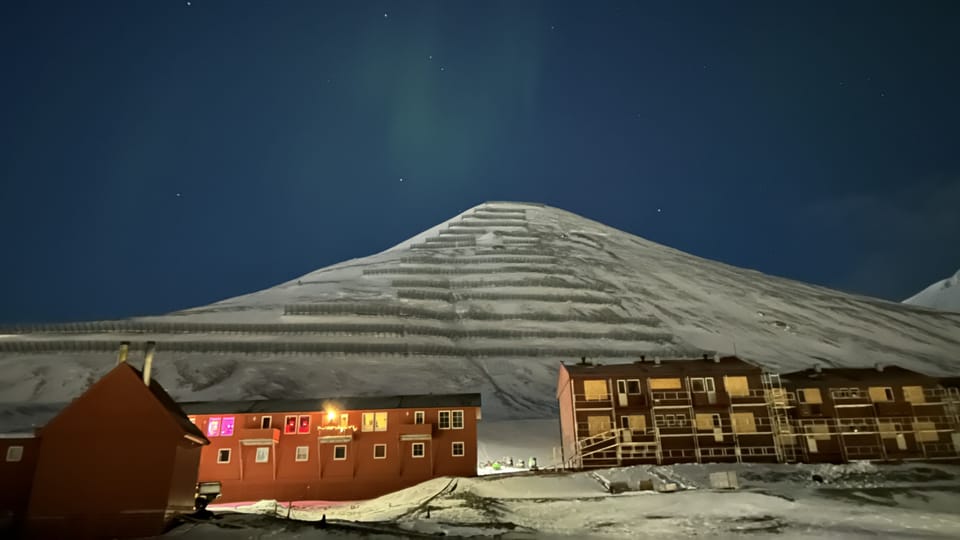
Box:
[237, 427, 280, 445]
[398, 423, 434, 441]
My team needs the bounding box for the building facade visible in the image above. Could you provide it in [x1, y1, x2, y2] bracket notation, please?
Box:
[9, 342, 209, 539]
[558, 356, 960, 469]
[182, 393, 481, 503]
[779, 366, 960, 463]
[557, 356, 779, 469]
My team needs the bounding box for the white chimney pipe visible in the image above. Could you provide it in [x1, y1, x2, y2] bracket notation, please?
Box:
[143, 341, 156, 386]
[117, 341, 130, 365]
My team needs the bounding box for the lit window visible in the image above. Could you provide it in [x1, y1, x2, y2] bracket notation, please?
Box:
[255, 447, 269, 463]
[284, 416, 297, 434]
[583, 380, 608, 400]
[439, 411, 451, 429]
[339, 414, 349, 428]
[217, 449, 231, 464]
[221, 417, 235, 437]
[374, 444, 387, 459]
[6, 446, 24, 462]
[414, 411, 425, 424]
[298, 415, 311, 434]
[207, 417, 221, 437]
[452, 410, 464, 429]
[188, 416, 197, 425]
[412, 443, 425, 458]
[295, 446, 309, 462]
[261, 416, 272, 429]
[362, 412, 388, 431]
[452, 442, 465, 457]
[334, 445, 347, 460]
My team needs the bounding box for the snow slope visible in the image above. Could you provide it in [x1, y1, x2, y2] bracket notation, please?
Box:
[2, 201, 959, 426]
[169, 461, 960, 539]
[904, 269, 960, 312]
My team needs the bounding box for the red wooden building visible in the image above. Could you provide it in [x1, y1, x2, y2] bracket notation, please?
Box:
[0, 342, 209, 539]
[182, 393, 482, 503]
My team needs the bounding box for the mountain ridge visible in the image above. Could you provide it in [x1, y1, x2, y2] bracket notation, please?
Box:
[1, 201, 958, 425]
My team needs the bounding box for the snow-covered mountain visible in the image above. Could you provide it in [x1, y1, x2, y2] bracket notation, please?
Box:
[2, 201, 959, 423]
[904, 269, 960, 313]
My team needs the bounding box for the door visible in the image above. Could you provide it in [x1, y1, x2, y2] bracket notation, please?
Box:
[806, 436, 818, 453]
[896, 434, 908, 451]
[704, 378, 717, 404]
[616, 380, 628, 407]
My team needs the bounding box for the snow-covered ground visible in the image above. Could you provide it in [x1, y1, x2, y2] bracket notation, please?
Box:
[904, 269, 960, 312]
[160, 461, 960, 539]
[146, 418, 960, 539]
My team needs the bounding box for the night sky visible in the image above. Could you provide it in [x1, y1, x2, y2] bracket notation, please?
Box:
[1, 1, 959, 324]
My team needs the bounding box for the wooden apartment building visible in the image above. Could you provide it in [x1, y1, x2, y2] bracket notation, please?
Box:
[558, 356, 960, 469]
[557, 355, 780, 469]
[182, 393, 481, 503]
[778, 365, 960, 463]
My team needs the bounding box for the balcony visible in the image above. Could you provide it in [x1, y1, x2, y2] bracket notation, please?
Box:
[830, 388, 871, 405]
[728, 389, 768, 405]
[650, 391, 691, 407]
[398, 423, 434, 441]
[236, 427, 280, 446]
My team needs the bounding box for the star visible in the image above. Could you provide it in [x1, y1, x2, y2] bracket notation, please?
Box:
[428, 55, 433, 60]
[657, 208, 661, 213]
[440, 66, 446, 72]
[176, 192, 182, 197]
[399, 178, 404, 182]
[383, 12, 389, 19]
[186, 1, 191, 5]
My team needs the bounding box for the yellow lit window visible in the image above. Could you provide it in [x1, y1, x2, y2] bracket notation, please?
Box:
[583, 380, 609, 401]
[723, 376, 749, 397]
[903, 386, 926, 403]
[730, 412, 757, 433]
[868, 387, 894, 402]
[798, 388, 823, 404]
[648, 378, 682, 390]
[587, 415, 612, 436]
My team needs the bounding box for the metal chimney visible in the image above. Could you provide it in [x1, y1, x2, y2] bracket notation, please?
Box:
[117, 341, 130, 365]
[813, 364, 822, 374]
[713, 353, 721, 363]
[654, 357, 661, 366]
[875, 363, 884, 373]
[143, 341, 157, 386]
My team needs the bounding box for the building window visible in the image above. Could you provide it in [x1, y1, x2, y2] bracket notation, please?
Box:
[690, 378, 705, 392]
[723, 376, 749, 397]
[583, 379, 608, 400]
[261, 416, 272, 429]
[587, 415, 612, 436]
[207, 417, 222, 437]
[221, 417, 235, 437]
[217, 449, 231, 464]
[903, 386, 926, 404]
[695, 413, 722, 431]
[414, 411, 425, 424]
[797, 388, 823, 404]
[284, 416, 297, 434]
[452, 442, 465, 457]
[626, 379, 642, 394]
[452, 410, 464, 429]
[649, 378, 682, 390]
[334, 445, 347, 460]
[412, 443, 425, 458]
[340, 413, 350, 429]
[5, 445, 23, 462]
[362, 412, 388, 431]
[298, 415, 311, 434]
[374, 444, 387, 459]
[869, 387, 895, 402]
[188, 416, 197, 425]
[730, 412, 757, 434]
[621, 415, 646, 433]
[295, 446, 309, 462]
[439, 411, 451, 430]
[255, 447, 270, 463]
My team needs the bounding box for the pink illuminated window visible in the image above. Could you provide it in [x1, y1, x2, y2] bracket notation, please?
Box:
[221, 417, 235, 436]
[207, 417, 221, 437]
[298, 415, 311, 434]
[284, 416, 297, 434]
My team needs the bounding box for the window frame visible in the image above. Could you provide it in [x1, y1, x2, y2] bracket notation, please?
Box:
[414, 411, 425, 425]
[333, 445, 347, 461]
[412, 442, 425, 458]
[298, 415, 311, 434]
[438, 410, 451, 430]
[261, 416, 272, 429]
[295, 446, 309, 462]
[207, 417, 222, 437]
[284, 415, 297, 434]
[626, 379, 642, 394]
[451, 410, 464, 430]
[217, 448, 231, 464]
[583, 379, 609, 400]
[373, 444, 387, 459]
[5, 445, 24, 462]
[362, 412, 388, 432]
[221, 416, 235, 437]
[452, 441, 465, 457]
[255, 446, 270, 463]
